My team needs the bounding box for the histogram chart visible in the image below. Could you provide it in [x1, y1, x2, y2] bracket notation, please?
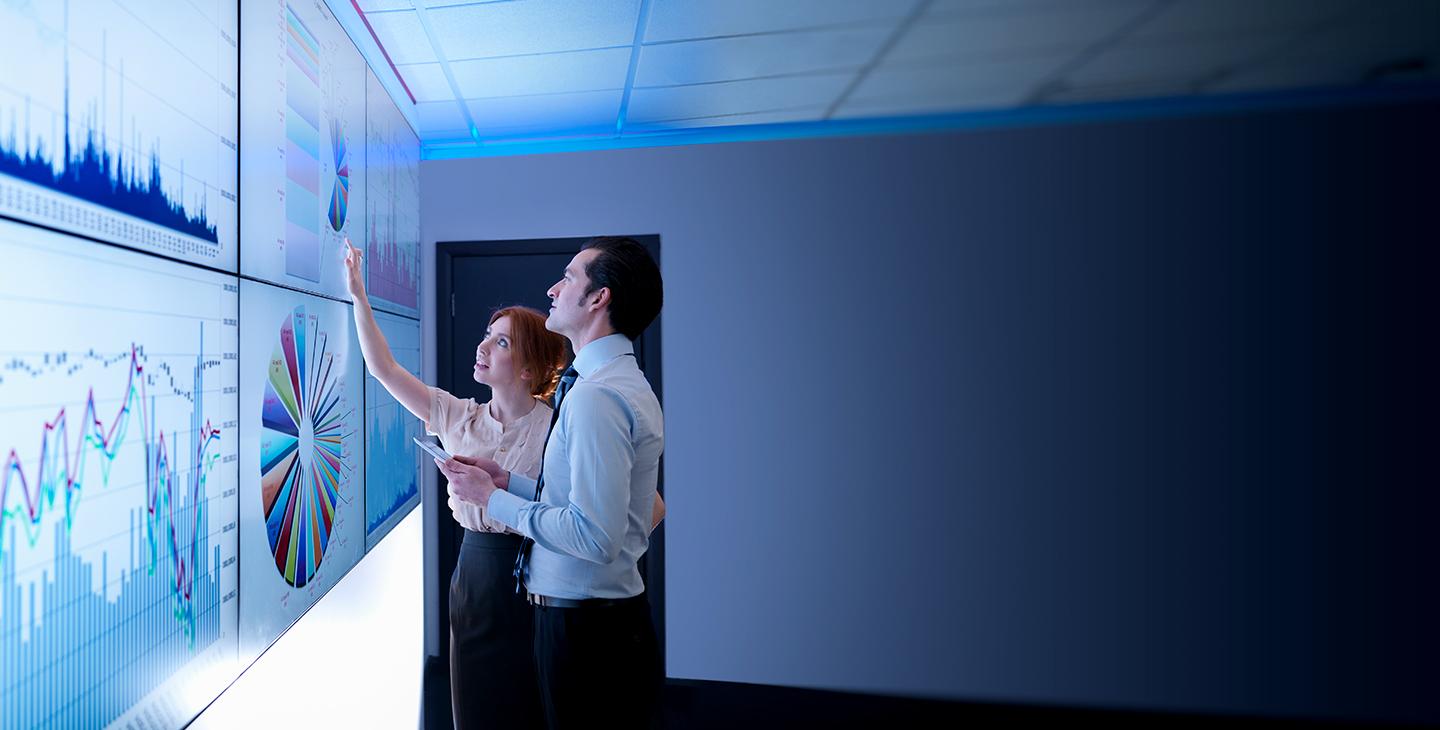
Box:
[0, 219, 239, 729]
[238, 280, 363, 663]
[364, 69, 420, 319]
[365, 311, 422, 550]
[241, 0, 366, 299]
[0, 0, 239, 270]
[283, 3, 323, 283]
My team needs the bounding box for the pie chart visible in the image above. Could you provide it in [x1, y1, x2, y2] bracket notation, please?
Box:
[258, 305, 348, 587]
[328, 118, 349, 232]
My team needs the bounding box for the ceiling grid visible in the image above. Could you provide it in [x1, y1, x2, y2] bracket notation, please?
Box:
[344, 0, 1439, 156]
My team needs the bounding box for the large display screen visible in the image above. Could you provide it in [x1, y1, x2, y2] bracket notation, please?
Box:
[363, 69, 421, 319]
[364, 310, 423, 549]
[0, 0, 421, 726]
[0, 0, 239, 271]
[240, 0, 368, 300]
[0, 218, 240, 728]
[237, 279, 365, 663]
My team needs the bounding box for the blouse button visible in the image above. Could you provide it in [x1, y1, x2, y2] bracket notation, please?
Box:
[498, 447, 507, 453]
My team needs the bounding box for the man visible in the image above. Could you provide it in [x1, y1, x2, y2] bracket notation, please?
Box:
[437, 236, 665, 728]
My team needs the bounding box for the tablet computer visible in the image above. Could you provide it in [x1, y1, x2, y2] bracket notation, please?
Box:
[413, 436, 452, 462]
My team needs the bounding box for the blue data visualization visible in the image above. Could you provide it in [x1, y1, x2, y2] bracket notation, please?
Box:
[0, 0, 239, 270]
[0, 218, 240, 729]
[363, 68, 421, 319]
[365, 310, 423, 550]
[238, 279, 364, 663]
[240, 0, 367, 300]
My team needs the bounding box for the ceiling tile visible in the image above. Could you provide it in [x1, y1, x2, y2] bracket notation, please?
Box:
[1204, 63, 1364, 96]
[625, 106, 829, 132]
[429, 0, 640, 60]
[357, 0, 415, 12]
[364, 10, 438, 65]
[467, 89, 624, 138]
[626, 73, 854, 123]
[1210, 7, 1440, 93]
[1064, 32, 1291, 91]
[645, 0, 921, 43]
[891, 1, 1145, 65]
[348, 0, 1433, 148]
[1292, 1, 1440, 69]
[1129, 0, 1353, 42]
[855, 54, 1066, 106]
[925, 0, 1121, 17]
[361, 0, 521, 11]
[449, 47, 631, 98]
[413, 100, 470, 134]
[428, 0, 525, 7]
[395, 63, 454, 102]
[1347, 0, 1440, 27]
[835, 84, 1031, 118]
[635, 26, 890, 87]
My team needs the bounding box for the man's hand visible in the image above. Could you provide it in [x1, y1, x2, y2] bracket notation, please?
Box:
[450, 453, 510, 491]
[437, 454, 503, 505]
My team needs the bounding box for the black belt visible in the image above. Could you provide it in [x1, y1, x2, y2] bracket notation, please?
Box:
[527, 592, 646, 609]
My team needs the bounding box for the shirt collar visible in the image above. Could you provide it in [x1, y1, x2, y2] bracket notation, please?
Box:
[479, 401, 502, 432]
[572, 333, 632, 379]
[482, 398, 548, 432]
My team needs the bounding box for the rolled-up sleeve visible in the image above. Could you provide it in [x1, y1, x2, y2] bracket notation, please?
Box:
[485, 385, 634, 564]
[425, 386, 468, 441]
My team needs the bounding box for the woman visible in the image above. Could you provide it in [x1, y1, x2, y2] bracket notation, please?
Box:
[343, 241, 566, 728]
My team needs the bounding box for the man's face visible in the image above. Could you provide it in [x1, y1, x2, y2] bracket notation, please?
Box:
[546, 248, 602, 338]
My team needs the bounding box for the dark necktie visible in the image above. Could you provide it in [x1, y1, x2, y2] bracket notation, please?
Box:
[513, 365, 579, 593]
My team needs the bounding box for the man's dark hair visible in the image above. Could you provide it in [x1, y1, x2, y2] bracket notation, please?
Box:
[580, 236, 663, 340]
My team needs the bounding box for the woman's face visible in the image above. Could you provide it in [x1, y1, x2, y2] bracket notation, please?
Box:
[473, 315, 527, 390]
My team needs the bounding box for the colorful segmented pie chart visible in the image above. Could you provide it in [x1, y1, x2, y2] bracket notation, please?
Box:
[259, 305, 347, 587]
[328, 119, 349, 232]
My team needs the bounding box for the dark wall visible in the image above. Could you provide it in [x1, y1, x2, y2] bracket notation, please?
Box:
[421, 96, 1440, 724]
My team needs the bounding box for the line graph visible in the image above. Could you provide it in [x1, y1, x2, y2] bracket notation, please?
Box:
[0, 0, 239, 270]
[1, 343, 220, 613]
[0, 218, 239, 729]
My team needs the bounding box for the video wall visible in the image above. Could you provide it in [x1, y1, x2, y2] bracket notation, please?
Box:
[0, 0, 421, 726]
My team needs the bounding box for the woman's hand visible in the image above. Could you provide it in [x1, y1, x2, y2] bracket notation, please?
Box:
[447, 490, 492, 532]
[343, 237, 366, 303]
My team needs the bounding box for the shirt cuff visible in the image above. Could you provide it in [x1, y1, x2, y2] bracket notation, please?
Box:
[507, 472, 538, 501]
[486, 489, 528, 533]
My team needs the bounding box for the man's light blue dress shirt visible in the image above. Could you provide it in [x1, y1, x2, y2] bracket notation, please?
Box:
[486, 334, 664, 599]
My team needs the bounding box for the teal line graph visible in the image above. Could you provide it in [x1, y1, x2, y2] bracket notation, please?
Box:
[1, 329, 230, 729]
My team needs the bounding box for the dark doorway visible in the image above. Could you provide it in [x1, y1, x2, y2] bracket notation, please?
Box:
[424, 235, 664, 729]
